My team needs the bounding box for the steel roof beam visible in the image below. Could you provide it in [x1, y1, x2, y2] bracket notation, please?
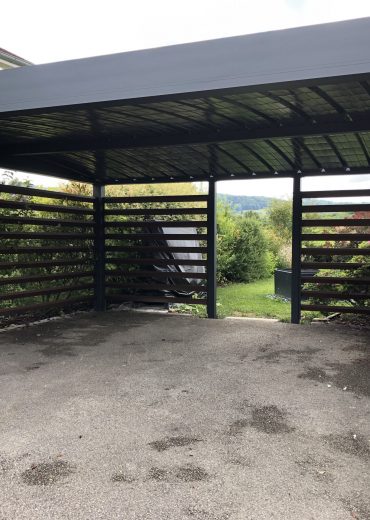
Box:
[2, 119, 370, 157]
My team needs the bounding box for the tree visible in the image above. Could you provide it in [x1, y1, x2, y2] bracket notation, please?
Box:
[266, 199, 292, 242]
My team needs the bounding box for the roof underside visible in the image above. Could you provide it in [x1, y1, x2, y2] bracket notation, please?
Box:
[0, 18, 370, 184]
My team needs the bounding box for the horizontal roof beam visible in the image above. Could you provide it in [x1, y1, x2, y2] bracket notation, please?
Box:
[2, 118, 370, 157]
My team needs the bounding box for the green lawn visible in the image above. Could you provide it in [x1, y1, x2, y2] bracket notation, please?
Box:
[217, 277, 291, 321]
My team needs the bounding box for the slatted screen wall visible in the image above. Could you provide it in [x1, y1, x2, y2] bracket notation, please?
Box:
[104, 194, 209, 307]
[300, 189, 370, 316]
[0, 184, 95, 325]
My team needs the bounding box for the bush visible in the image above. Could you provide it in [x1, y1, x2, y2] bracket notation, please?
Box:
[217, 206, 274, 283]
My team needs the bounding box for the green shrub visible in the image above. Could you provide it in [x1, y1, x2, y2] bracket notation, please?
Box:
[217, 205, 273, 283]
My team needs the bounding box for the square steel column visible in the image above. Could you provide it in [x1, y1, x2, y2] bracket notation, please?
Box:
[93, 184, 106, 311]
[291, 175, 302, 323]
[207, 180, 217, 318]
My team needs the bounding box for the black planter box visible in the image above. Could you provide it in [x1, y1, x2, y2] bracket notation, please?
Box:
[274, 268, 318, 299]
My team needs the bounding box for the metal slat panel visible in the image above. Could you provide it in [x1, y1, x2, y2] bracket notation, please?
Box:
[0, 184, 93, 202]
[105, 195, 208, 203]
[302, 219, 370, 227]
[104, 220, 206, 228]
[105, 269, 207, 280]
[105, 258, 207, 267]
[0, 270, 94, 286]
[301, 234, 370, 241]
[302, 247, 370, 255]
[0, 199, 94, 215]
[0, 284, 94, 301]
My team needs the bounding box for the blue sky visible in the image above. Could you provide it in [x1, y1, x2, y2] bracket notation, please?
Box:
[1, 0, 370, 197]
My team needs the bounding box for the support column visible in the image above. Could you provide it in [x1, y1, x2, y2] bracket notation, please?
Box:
[93, 184, 106, 311]
[291, 175, 302, 323]
[207, 180, 217, 318]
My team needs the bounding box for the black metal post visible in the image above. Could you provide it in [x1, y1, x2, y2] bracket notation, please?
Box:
[291, 175, 302, 323]
[93, 184, 106, 311]
[207, 179, 217, 318]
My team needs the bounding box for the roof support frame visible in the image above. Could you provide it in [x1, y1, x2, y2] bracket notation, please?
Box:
[3, 119, 370, 158]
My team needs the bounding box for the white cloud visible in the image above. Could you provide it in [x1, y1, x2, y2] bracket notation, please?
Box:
[2, 0, 370, 196]
[3, 0, 370, 64]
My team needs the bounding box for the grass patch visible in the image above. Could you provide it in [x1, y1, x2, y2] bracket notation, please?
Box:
[217, 277, 291, 321]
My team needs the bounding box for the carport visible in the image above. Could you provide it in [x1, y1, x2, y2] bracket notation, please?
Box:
[0, 17, 369, 323]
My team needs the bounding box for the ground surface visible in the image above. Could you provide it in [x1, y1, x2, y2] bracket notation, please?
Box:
[0, 311, 369, 520]
[217, 278, 291, 320]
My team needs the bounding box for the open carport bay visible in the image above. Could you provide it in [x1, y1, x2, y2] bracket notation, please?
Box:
[0, 312, 369, 520]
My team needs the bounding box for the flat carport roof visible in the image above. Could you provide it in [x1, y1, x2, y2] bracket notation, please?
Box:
[0, 17, 370, 184]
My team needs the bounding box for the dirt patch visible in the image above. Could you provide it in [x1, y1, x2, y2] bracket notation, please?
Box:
[185, 507, 230, 519]
[148, 465, 209, 483]
[148, 467, 171, 481]
[299, 351, 370, 397]
[111, 472, 136, 483]
[254, 347, 321, 364]
[343, 343, 369, 354]
[149, 436, 201, 452]
[323, 434, 370, 460]
[0, 455, 12, 473]
[176, 465, 209, 482]
[250, 405, 295, 434]
[228, 419, 249, 436]
[295, 455, 335, 482]
[21, 460, 74, 486]
[341, 497, 370, 520]
[25, 362, 46, 371]
[38, 345, 76, 357]
[327, 357, 370, 397]
[298, 367, 327, 382]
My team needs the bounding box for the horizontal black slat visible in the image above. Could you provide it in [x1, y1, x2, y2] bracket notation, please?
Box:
[0, 296, 93, 317]
[301, 290, 368, 299]
[0, 215, 94, 227]
[104, 207, 207, 216]
[0, 199, 94, 214]
[301, 262, 365, 269]
[301, 234, 370, 241]
[106, 258, 207, 266]
[105, 233, 207, 241]
[0, 258, 93, 270]
[105, 269, 207, 280]
[107, 294, 207, 305]
[302, 247, 370, 256]
[302, 219, 370, 227]
[104, 195, 209, 203]
[301, 276, 370, 284]
[105, 282, 206, 292]
[302, 204, 370, 213]
[301, 189, 370, 198]
[106, 245, 208, 253]
[0, 232, 94, 240]
[0, 246, 93, 254]
[0, 270, 94, 286]
[104, 220, 206, 228]
[301, 304, 370, 314]
[0, 184, 92, 202]
[0, 283, 94, 301]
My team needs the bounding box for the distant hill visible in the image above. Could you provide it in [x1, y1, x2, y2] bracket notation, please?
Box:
[218, 194, 275, 212]
[218, 194, 337, 212]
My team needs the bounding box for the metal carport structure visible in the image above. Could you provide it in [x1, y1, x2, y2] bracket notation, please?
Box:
[0, 17, 369, 323]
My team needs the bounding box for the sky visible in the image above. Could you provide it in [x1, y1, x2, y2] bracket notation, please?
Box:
[1, 0, 370, 198]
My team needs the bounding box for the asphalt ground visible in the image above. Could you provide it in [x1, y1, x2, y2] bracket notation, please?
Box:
[0, 311, 369, 519]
